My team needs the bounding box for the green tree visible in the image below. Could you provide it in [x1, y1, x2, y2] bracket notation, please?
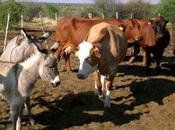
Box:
[158, 0, 175, 21]
[44, 4, 58, 18]
[23, 3, 43, 22]
[0, 0, 23, 30]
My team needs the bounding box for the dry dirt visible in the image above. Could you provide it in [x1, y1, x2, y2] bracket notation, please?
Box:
[0, 31, 174, 130]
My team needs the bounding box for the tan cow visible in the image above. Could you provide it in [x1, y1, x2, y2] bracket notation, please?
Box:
[77, 22, 128, 108]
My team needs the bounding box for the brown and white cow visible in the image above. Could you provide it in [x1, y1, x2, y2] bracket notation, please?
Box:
[77, 22, 128, 108]
[54, 16, 142, 71]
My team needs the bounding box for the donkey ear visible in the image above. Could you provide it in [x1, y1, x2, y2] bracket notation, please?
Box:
[42, 32, 52, 39]
[50, 42, 59, 53]
[21, 29, 29, 40]
[37, 32, 52, 43]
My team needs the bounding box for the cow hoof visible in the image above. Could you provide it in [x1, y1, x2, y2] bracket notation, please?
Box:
[98, 94, 103, 100]
[30, 118, 35, 126]
[104, 103, 111, 108]
[104, 100, 111, 108]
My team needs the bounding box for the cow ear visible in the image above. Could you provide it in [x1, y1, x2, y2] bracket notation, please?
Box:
[93, 46, 101, 58]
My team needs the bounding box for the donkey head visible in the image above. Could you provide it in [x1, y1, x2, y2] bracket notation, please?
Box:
[39, 53, 60, 87]
[20, 29, 52, 53]
[21, 29, 61, 87]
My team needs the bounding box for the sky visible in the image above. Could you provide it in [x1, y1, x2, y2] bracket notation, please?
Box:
[17, 0, 160, 4]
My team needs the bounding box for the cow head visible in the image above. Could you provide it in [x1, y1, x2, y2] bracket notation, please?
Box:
[152, 16, 168, 39]
[124, 19, 143, 43]
[77, 41, 100, 79]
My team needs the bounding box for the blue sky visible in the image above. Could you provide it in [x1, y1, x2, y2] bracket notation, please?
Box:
[17, 0, 160, 4]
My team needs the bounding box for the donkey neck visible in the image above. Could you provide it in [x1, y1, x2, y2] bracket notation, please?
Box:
[19, 52, 44, 86]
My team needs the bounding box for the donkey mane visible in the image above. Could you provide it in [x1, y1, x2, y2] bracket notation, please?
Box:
[20, 51, 45, 69]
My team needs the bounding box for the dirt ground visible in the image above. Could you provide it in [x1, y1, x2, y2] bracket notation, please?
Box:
[0, 30, 174, 130]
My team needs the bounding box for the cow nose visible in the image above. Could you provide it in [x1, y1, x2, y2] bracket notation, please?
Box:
[52, 81, 61, 87]
[77, 74, 86, 79]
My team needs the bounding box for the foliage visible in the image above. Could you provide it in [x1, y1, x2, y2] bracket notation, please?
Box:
[80, 0, 156, 19]
[158, 0, 175, 21]
[44, 4, 58, 19]
[120, 1, 153, 19]
[0, 0, 24, 30]
[23, 3, 43, 22]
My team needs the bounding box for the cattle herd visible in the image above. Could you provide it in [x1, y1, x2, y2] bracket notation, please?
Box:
[0, 16, 174, 130]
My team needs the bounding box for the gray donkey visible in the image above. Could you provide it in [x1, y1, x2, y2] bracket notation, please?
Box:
[0, 30, 60, 130]
[0, 30, 59, 126]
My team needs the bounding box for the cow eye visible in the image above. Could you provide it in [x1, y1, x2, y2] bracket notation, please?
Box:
[86, 56, 97, 66]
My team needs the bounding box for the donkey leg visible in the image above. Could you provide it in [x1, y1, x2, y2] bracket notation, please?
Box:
[16, 103, 24, 130]
[10, 101, 21, 130]
[24, 98, 35, 125]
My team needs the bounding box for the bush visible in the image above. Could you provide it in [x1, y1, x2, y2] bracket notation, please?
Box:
[0, 0, 23, 30]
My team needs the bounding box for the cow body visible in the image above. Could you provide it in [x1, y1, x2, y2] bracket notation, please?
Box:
[137, 17, 170, 75]
[55, 16, 141, 71]
[77, 22, 128, 108]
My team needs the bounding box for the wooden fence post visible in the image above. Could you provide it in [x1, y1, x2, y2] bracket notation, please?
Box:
[130, 13, 133, 19]
[55, 12, 58, 21]
[39, 11, 49, 49]
[21, 14, 24, 29]
[116, 12, 119, 19]
[3, 13, 10, 52]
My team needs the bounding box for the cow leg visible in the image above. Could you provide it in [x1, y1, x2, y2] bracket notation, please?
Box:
[153, 49, 163, 75]
[93, 71, 102, 96]
[104, 80, 112, 108]
[24, 98, 35, 125]
[128, 44, 140, 64]
[64, 53, 72, 71]
[143, 50, 147, 65]
[100, 75, 105, 92]
[145, 47, 151, 75]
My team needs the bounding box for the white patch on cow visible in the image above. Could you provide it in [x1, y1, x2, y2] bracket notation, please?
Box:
[51, 75, 60, 85]
[77, 41, 98, 79]
[104, 84, 111, 108]
[100, 75, 105, 88]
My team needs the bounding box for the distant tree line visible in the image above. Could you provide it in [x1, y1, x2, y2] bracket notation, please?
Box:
[0, 0, 175, 30]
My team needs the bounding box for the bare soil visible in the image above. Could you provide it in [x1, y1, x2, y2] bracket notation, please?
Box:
[0, 31, 174, 130]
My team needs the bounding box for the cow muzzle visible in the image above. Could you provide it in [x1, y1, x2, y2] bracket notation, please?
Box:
[77, 74, 87, 79]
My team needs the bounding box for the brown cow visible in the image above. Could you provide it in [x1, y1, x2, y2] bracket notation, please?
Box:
[135, 16, 170, 75]
[55, 16, 142, 71]
[77, 22, 128, 108]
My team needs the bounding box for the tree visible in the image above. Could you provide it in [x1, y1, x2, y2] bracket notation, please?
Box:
[23, 3, 43, 22]
[0, 0, 23, 30]
[44, 4, 58, 19]
[158, 0, 175, 21]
